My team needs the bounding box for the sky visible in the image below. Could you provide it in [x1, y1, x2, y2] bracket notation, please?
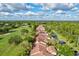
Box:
[0, 3, 79, 21]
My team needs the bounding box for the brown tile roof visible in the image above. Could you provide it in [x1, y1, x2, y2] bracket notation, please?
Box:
[30, 42, 47, 56]
[36, 25, 45, 32]
[36, 25, 45, 34]
[30, 42, 57, 56]
[34, 41, 47, 46]
[30, 25, 57, 56]
[36, 33, 48, 42]
[46, 46, 57, 56]
[31, 51, 45, 56]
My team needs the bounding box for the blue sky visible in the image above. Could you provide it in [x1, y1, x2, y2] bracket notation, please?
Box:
[0, 3, 79, 21]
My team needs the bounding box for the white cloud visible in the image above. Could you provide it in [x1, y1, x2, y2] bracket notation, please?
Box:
[0, 3, 78, 21]
[63, 3, 75, 8]
[0, 3, 77, 13]
[26, 5, 34, 9]
[25, 11, 36, 15]
[0, 12, 10, 15]
[55, 10, 65, 14]
[0, 3, 28, 12]
[4, 4, 15, 12]
[40, 3, 76, 11]
[40, 3, 56, 10]
[13, 11, 44, 16]
[24, 11, 45, 16]
[7, 3, 26, 10]
[71, 7, 78, 11]
[14, 12, 24, 16]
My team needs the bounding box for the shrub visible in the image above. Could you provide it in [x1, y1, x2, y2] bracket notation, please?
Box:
[8, 35, 23, 45]
[21, 29, 29, 34]
[57, 44, 75, 56]
[21, 41, 32, 55]
[24, 36, 34, 43]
